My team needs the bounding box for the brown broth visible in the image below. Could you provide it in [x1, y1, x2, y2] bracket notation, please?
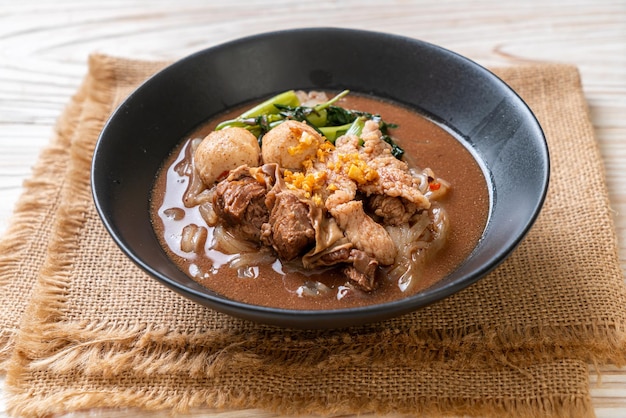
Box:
[150, 93, 489, 310]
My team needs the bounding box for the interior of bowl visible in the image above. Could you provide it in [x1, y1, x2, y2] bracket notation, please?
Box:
[92, 27, 549, 329]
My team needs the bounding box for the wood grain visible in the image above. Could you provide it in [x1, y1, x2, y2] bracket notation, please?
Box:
[0, 0, 624, 416]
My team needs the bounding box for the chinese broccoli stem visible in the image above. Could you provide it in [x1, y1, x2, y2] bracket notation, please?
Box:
[215, 90, 300, 130]
[319, 123, 352, 143]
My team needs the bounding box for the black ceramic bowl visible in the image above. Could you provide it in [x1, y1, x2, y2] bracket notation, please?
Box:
[92, 28, 549, 329]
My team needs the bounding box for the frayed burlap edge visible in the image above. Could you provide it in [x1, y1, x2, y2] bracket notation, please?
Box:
[13, 317, 626, 383]
[5, 54, 121, 384]
[0, 75, 89, 372]
[7, 357, 594, 418]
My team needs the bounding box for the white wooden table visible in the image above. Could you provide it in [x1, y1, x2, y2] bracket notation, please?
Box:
[0, 1, 624, 416]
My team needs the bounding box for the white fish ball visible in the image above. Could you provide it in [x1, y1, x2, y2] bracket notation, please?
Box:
[194, 127, 260, 185]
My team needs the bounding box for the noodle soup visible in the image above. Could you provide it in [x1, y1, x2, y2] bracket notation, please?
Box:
[150, 92, 489, 310]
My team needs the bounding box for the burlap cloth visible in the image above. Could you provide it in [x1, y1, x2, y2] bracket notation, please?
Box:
[0, 54, 625, 418]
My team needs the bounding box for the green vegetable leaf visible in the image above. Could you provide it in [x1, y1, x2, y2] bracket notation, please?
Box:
[214, 89, 405, 159]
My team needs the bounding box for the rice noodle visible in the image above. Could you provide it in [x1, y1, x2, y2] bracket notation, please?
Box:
[213, 225, 278, 273]
[180, 224, 208, 254]
[228, 250, 276, 271]
[409, 167, 430, 195]
[177, 138, 213, 208]
[427, 204, 449, 254]
[198, 198, 218, 226]
[212, 225, 258, 254]
[385, 203, 449, 292]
